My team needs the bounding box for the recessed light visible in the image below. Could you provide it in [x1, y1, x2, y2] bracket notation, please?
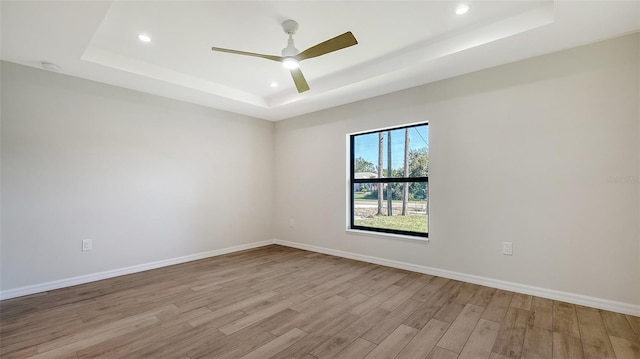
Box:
[137, 34, 151, 43]
[270, 82, 279, 88]
[41, 62, 60, 71]
[455, 4, 470, 15]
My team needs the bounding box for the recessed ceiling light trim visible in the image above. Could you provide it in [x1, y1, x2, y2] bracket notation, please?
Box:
[137, 34, 151, 43]
[41, 62, 60, 71]
[456, 4, 470, 15]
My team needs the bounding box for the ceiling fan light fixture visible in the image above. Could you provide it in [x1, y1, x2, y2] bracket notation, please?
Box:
[282, 57, 299, 69]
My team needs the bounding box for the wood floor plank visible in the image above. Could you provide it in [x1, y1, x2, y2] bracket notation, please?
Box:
[379, 275, 431, 311]
[458, 319, 501, 359]
[1, 345, 38, 359]
[395, 272, 427, 288]
[434, 301, 466, 324]
[302, 267, 371, 297]
[492, 307, 529, 358]
[243, 292, 290, 314]
[528, 305, 553, 331]
[413, 277, 450, 302]
[240, 328, 308, 359]
[363, 324, 419, 359]
[609, 335, 640, 359]
[76, 321, 192, 358]
[453, 282, 481, 306]
[362, 299, 422, 344]
[396, 318, 450, 359]
[196, 328, 277, 359]
[552, 302, 580, 338]
[553, 332, 585, 359]
[156, 305, 212, 324]
[575, 306, 616, 359]
[489, 353, 511, 359]
[187, 306, 303, 358]
[333, 338, 377, 359]
[428, 347, 460, 359]
[310, 307, 389, 359]
[187, 290, 278, 327]
[522, 327, 553, 359]
[336, 267, 390, 298]
[521, 352, 547, 359]
[350, 285, 401, 317]
[36, 303, 176, 353]
[290, 282, 352, 312]
[481, 290, 513, 323]
[510, 294, 533, 311]
[298, 293, 368, 334]
[404, 282, 461, 330]
[438, 303, 485, 353]
[270, 312, 360, 359]
[468, 286, 496, 307]
[33, 315, 161, 358]
[600, 310, 639, 343]
[219, 294, 306, 335]
[0, 318, 85, 355]
[121, 310, 242, 358]
[532, 297, 554, 309]
[361, 272, 409, 297]
[270, 295, 344, 336]
[628, 315, 640, 337]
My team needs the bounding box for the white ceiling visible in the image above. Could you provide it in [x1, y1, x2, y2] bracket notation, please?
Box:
[1, 1, 638, 121]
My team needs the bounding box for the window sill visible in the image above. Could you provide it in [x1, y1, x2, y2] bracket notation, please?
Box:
[345, 229, 429, 243]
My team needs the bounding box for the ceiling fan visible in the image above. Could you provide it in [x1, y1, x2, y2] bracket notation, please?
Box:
[211, 20, 358, 93]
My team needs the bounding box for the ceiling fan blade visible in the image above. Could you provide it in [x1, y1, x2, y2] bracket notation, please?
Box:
[290, 68, 310, 93]
[211, 47, 282, 62]
[296, 32, 358, 61]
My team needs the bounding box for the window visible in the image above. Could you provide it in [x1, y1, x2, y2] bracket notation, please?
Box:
[349, 123, 429, 238]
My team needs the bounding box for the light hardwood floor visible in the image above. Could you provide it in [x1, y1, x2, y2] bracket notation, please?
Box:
[1, 245, 638, 358]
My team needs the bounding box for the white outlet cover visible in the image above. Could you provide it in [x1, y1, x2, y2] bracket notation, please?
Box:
[82, 239, 92, 251]
[502, 242, 513, 255]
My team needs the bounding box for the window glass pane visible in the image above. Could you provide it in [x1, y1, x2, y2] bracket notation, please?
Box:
[353, 133, 382, 179]
[353, 125, 428, 179]
[353, 182, 428, 234]
[353, 182, 383, 218]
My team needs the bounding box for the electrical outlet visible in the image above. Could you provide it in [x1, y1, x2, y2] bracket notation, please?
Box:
[502, 242, 513, 256]
[82, 239, 92, 251]
[289, 219, 295, 228]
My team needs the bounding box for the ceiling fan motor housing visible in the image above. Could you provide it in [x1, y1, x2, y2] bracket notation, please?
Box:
[282, 19, 299, 35]
[281, 20, 300, 57]
[282, 37, 299, 57]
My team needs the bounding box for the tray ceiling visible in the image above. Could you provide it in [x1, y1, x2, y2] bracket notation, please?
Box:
[1, 1, 638, 120]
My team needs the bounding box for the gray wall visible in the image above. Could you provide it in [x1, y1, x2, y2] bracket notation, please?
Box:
[1, 61, 274, 291]
[273, 34, 640, 307]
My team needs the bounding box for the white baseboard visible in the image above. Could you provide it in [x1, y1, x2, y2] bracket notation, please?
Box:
[273, 239, 640, 316]
[4, 238, 638, 316]
[0, 240, 275, 301]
